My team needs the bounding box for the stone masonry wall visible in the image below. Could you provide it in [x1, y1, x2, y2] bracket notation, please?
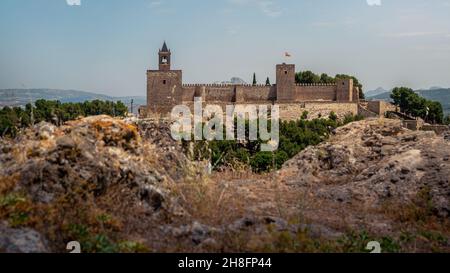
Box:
[293, 84, 337, 102]
[205, 86, 235, 102]
[368, 101, 397, 116]
[181, 86, 196, 101]
[241, 85, 276, 102]
[172, 101, 358, 122]
[181, 84, 276, 104]
[279, 102, 359, 121]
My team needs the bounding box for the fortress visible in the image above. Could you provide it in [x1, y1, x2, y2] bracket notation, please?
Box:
[141, 42, 391, 120]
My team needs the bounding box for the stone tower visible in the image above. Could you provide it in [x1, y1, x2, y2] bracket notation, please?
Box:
[159, 41, 171, 71]
[336, 78, 354, 102]
[276, 63, 296, 102]
[147, 42, 182, 114]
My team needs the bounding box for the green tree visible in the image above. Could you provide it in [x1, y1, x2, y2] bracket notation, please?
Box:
[114, 101, 128, 117]
[265, 77, 271, 86]
[184, 113, 364, 173]
[391, 87, 444, 124]
[295, 71, 320, 84]
[444, 115, 450, 125]
[1, 99, 129, 137]
[391, 87, 414, 114]
[320, 73, 335, 84]
[252, 73, 257, 86]
[426, 101, 444, 124]
[0, 107, 18, 137]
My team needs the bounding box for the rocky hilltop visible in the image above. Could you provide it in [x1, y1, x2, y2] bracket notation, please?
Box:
[277, 119, 449, 251]
[0, 116, 195, 252]
[282, 119, 449, 218]
[0, 116, 449, 253]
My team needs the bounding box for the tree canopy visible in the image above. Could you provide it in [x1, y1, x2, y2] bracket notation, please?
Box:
[1, 99, 128, 137]
[444, 115, 450, 125]
[391, 87, 444, 124]
[295, 71, 365, 100]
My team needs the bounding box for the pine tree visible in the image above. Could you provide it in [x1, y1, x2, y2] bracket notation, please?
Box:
[252, 73, 257, 86]
[265, 77, 271, 86]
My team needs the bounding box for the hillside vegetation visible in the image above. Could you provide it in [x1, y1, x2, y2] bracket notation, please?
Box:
[184, 112, 363, 173]
[0, 99, 128, 137]
[367, 88, 450, 116]
[391, 87, 445, 124]
[1, 116, 449, 253]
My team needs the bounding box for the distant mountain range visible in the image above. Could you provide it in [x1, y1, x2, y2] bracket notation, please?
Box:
[364, 87, 389, 98]
[366, 87, 450, 115]
[0, 89, 146, 113]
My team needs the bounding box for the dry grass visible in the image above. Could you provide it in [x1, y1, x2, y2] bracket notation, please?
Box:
[0, 174, 19, 195]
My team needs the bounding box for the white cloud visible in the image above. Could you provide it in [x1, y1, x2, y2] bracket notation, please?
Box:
[258, 1, 282, 17]
[366, 0, 381, 6]
[66, 0, 81, 6]
[229, 0, 282, 18]
[149, 1, 163, 8]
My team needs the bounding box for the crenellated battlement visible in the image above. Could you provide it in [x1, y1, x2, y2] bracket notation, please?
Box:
[182, 83, 236, 87]
[182, 83, 273, 88]
[295, 83, 337, 87]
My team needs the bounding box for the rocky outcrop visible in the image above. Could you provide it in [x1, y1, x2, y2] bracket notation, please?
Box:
[0, 116, 196, 252]
[1, 116, 176, 209]
[1, 116, 448, 253]
[0, 222, 49, 253]
[282, 118, 450, 218]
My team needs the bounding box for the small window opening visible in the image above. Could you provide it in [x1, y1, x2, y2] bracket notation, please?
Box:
[163, 80, 167, 85]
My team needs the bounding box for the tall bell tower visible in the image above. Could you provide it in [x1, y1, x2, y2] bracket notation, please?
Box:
[159, 41, 171, 71]
[146, 41, 182, 115]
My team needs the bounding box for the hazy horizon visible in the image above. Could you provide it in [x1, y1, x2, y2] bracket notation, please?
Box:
[1, 0, 450, 97]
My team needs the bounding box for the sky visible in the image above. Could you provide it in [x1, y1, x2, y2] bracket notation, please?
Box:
[1, 0, 450, 96]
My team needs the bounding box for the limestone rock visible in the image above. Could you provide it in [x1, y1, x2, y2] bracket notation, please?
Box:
[0, 116, 198, 252]
[0, 222, 49, 253]
[282, 118, 450, 218]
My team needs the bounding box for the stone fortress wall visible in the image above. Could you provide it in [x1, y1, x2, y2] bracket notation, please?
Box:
[180, 83, 349, 104]
[180, 101, 358, 122]
[143, 42, 385, 121]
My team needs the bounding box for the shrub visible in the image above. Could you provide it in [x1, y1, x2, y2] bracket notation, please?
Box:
[329, 111, 338, 122]
[301, 111, 309, 120]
